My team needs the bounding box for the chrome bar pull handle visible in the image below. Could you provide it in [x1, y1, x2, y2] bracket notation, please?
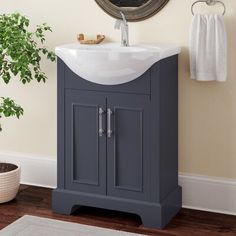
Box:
[107, 108, 113, 138]
[98, 108, 105, 137]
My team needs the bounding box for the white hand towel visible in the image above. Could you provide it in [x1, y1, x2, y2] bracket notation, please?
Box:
[189, 14, 227, 82]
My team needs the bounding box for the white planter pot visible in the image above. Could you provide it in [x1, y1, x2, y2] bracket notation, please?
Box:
[0, 163, 21, 203]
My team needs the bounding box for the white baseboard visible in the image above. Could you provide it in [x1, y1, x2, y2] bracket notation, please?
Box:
[179, 173, 236, 216]
[0, 151, 57, 188]
[1, 151, 236, 216]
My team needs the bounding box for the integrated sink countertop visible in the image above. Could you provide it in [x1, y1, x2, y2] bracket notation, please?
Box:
[55, 43, 181, 85]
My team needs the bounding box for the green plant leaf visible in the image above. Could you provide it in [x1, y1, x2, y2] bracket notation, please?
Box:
[0, 97, 24, 131]
[0, 12, 55, 131]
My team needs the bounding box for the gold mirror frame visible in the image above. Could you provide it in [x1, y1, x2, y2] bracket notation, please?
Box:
[95, 0, 169, 22]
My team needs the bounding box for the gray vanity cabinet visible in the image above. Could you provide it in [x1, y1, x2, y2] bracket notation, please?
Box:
[53, 56, 182, 229]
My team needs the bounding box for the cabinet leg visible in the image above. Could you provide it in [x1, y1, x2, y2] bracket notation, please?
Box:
[139, 186, 182, 229]
[139, 212, 162, 229]
[52, 200, 80, 215]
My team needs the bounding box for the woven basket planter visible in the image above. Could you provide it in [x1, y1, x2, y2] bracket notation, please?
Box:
[0, 163, 21, 204]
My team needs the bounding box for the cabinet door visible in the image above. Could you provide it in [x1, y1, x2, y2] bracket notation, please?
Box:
[65, 90, 106, 195]
[107, 94, 150, 201]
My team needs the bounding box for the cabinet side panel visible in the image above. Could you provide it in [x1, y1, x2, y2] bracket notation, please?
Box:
[150, 63, 161, 202]
[159, 56, 179, 200]
[57, 58, 65, 189]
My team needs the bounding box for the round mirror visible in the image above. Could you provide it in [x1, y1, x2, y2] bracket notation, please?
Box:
[95, 0, 169, 22]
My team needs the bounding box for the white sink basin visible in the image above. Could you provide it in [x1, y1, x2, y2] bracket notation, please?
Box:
[55, 43, 181, 85]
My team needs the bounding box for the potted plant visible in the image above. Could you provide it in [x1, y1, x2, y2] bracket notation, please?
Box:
[0, 12, 55, 203]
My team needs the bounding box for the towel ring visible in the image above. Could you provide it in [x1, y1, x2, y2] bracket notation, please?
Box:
[191, 0, 226, 16]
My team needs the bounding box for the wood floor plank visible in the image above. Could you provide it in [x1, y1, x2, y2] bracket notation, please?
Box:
[0, 185, 236, 236]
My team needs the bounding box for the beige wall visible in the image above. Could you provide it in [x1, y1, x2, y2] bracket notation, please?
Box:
[0, 0, 236, 179]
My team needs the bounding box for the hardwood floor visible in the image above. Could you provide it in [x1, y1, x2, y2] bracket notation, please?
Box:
[0, 185, 236, 235]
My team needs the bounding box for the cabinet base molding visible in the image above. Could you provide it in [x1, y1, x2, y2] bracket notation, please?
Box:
[52, 186, 182, 229]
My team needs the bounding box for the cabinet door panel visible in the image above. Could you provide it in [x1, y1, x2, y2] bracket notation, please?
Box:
[107, 94, 150, 201]
[65, 90, 106, 194]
